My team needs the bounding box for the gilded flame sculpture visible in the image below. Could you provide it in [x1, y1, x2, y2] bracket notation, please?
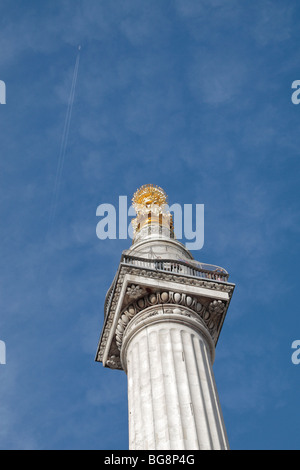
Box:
[131, 184, 173, 236]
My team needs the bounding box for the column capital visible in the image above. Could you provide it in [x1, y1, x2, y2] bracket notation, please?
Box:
[96, 261, 234, 369]
[96, 257, 234, 370]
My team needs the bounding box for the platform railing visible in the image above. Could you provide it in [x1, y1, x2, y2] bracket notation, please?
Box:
[104, 254, 229, 318]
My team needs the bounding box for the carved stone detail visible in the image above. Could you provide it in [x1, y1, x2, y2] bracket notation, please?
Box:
[105, 355, 120, 369]
[126, 284, 145, 299]
[115, 290, 226, 351]
[209, 299, 226, 316]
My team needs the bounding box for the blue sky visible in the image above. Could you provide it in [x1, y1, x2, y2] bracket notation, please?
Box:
[0, 0, 299, 450]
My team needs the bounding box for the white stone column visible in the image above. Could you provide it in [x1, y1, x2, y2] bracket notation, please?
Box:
[120, 305, 229, 451]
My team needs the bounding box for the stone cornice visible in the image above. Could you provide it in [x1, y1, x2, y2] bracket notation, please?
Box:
[95, 262, 235, 370]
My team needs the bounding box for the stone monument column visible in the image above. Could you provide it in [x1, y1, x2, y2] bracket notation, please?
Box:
[95, 184, 235, 450]
[122, 304, 228, 450]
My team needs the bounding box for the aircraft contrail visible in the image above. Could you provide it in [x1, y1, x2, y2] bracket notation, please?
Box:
[48, 46, 81, 235]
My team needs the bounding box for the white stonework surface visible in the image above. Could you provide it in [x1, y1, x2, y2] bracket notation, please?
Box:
[122, 308, 229, 450]
[128, 235, 193, 261]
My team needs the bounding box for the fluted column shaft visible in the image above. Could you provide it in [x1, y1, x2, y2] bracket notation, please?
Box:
[120, 306, 229, 450]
